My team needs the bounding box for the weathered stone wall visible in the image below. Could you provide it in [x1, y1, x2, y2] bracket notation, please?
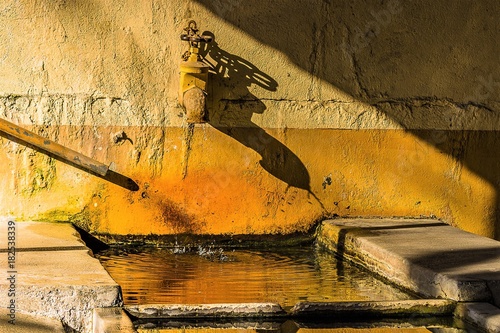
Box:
[0, 1, 499, 238]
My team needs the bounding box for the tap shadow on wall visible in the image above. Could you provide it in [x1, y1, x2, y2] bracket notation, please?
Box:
[195, 0, 500, 238]
[200, 32, 324, 207]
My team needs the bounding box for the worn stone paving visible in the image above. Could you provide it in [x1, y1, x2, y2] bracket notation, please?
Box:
[317, 218, 500, 332]
[0, 220, 122, 333]
[0, 308, 65, 333]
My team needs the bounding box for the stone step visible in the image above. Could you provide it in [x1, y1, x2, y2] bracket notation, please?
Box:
[316, 218, 500, 333]
[0, 220, 122, 333]
[317, 218, 500, 306]
[0, 308, 65, 333]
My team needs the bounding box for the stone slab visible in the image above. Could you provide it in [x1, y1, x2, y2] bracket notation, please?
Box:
[93, 307, 136, 333]
[0, 219, 87, 251]
[0, 308, 65, 333]
[125, 303, 286, 319]
[292, 328, 433, 333]
[136, 327, 434, 333]
[0, 220, 122, 333]
[134, 318, 461, 333]
[455, 303, 500, 333]
[290, 299, 456, 318]
[316, 218, 500, 306]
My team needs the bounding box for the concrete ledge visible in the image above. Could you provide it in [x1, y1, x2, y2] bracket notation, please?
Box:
[135, 320, 283, 330]
[0, 220, 123, 333]
[0, 309, 65, 333]
[134, 315, 459, 332]
[316, 218, 500, 305]
[455, 303, 500, 333]
[290, 299, 456, 318]
[125, 303, 286, 319]
[93, 308, 136, 333]
[0, 220, 88, 252]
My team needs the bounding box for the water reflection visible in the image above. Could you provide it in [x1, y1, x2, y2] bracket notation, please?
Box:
[98, 246, 411, 306]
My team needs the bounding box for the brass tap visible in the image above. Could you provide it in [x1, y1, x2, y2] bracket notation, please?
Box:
[179, 20, 212, 123]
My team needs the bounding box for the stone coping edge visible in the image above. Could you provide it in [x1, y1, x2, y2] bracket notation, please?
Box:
[124, 300, 455, 320]
[455, 303, 500, 333]
[96, 301, 500, 333]
[290, 299, 456, 318]
[125, 303, 286, 319]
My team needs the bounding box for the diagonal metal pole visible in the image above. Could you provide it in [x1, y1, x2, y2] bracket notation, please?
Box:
[0, 117, 109, 176]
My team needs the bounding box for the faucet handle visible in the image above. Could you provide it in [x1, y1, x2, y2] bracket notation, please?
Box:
[180, 34, 212, 43]
[180, 20, 212, 45]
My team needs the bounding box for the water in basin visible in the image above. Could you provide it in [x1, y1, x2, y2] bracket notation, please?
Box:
[97, 245, 413, 307]
[97, 244, 480, 332]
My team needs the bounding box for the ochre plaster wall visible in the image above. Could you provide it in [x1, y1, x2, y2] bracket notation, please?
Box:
[0, 1, 499, 238]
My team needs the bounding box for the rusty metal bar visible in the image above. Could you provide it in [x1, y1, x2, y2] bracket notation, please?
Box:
[0, 117, 109, 176]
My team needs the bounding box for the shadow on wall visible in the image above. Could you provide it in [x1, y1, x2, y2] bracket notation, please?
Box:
[199, 32, 322, 202]
[195, 0, 499, 104]
[195, 0, 500, 239]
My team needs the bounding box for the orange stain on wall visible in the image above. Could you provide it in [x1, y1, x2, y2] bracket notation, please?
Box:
[1, 126, 498, 239]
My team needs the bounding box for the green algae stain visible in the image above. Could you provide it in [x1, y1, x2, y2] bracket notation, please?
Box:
[34, 209, 73, 222]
